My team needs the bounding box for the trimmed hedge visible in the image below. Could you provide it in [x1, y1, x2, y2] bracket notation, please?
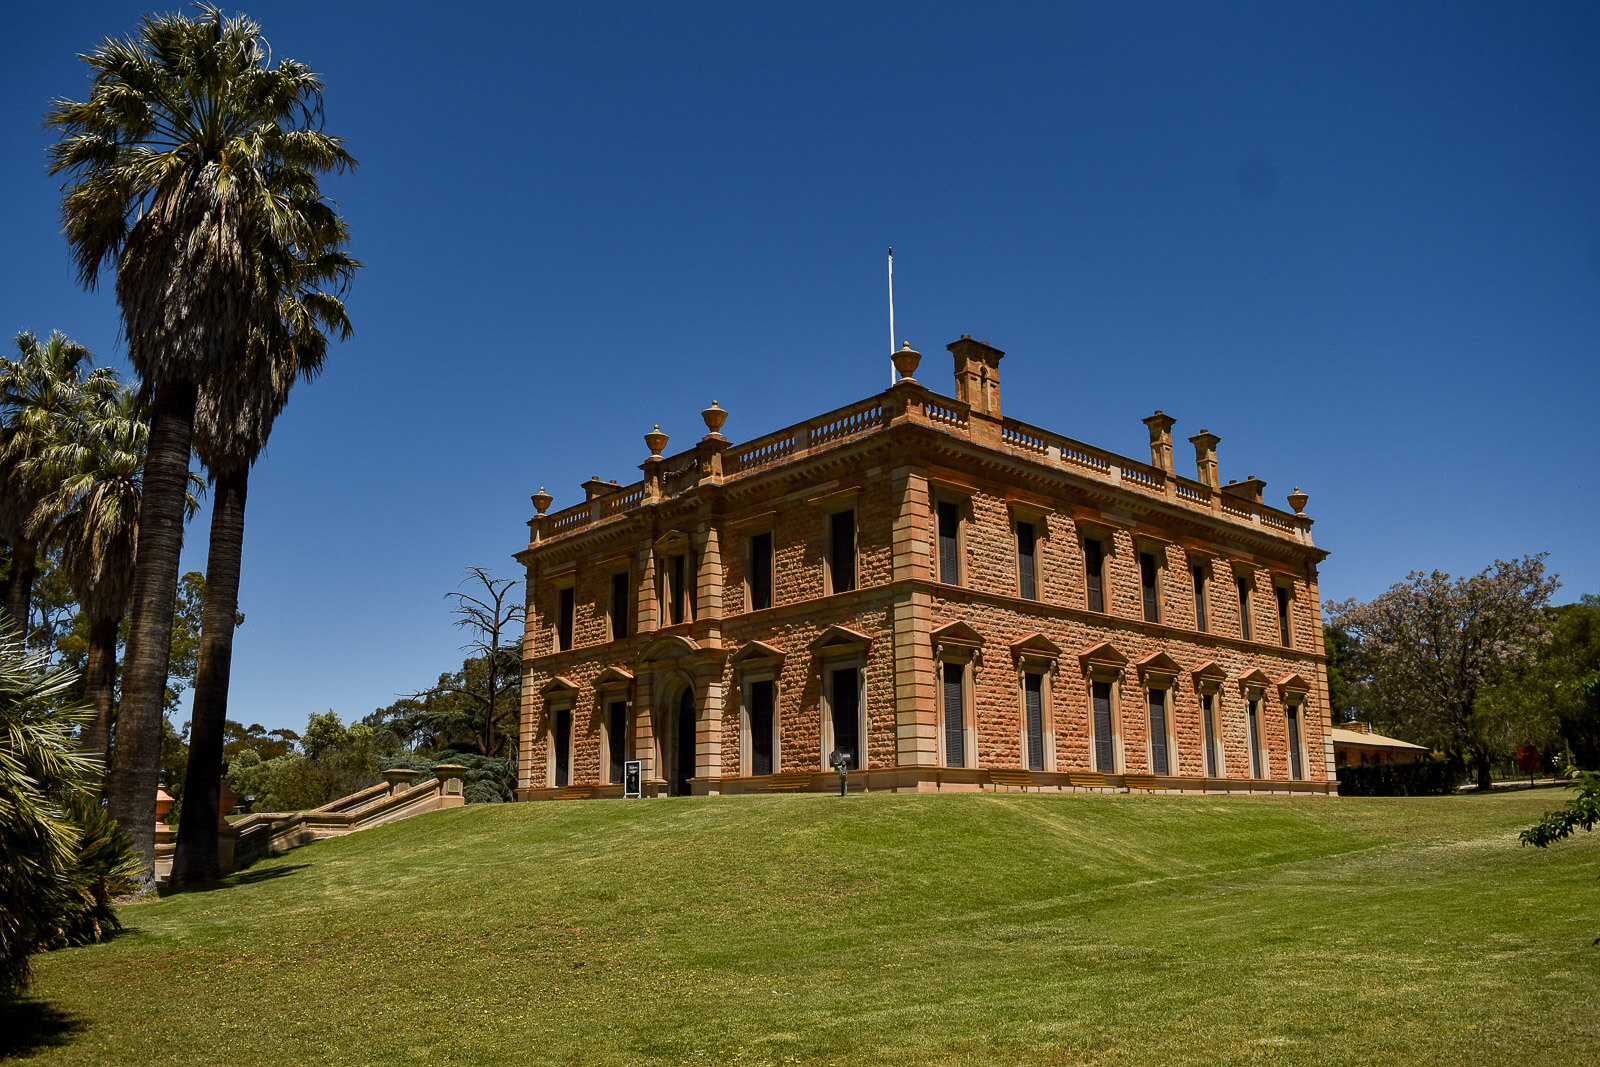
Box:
[1337, 757, 1466, 796]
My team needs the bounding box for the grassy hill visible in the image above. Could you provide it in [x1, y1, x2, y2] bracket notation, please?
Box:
[9, 789, 1600, 1065]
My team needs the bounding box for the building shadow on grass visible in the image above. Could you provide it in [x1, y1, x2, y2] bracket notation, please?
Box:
[0, 997, 88, 1058]
[158, 863, 310, 897]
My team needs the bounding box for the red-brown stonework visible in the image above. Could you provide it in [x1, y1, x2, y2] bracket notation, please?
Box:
[516, 337, 1333, 798]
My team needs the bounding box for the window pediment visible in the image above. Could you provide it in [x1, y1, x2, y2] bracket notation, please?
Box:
[1009, 632, 1062, 667]
[1277, 672, 1312, 699]
[1238, 667, 1273, 694]
[1136, 650, 1183, 687]
[931, 620, 985, 649]
[539, 675, 580, 700]
[594, 666, 635, 693]
[731, 640, 786, 668]
[1191, 660, 1228, 693]
[638, 634, 700, 663]
[653, 530, 693, 554]
[809, 624, 872, 657]
[1077, 641, 1129, 676]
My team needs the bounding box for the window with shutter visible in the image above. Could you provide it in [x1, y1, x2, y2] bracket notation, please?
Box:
[1017, 522, 1037, 600]
[943, 662, 965, 767]
[937, 501, 960, 585]
[554, 708, 572, 787]
[1140, 552, 1160, 622]
[1201, 693, 1218, 778]
[749, 531, 773, 610]
[607, 701, 627, 783]
[1276, 585, 1292, 647]
[749, 680, 775, 775]
[830, 511, 856, 593]
[830, 667, 860, 768]
[557, 587, 575, 651]
[1147, 689, 1169, 775]
[1024, 672, 1045, 771]
[1192, 566, 1208, 632]
[1092, 680, 1115, 773]
[1236, 577, 1252, 641]
[1084, 538, 1105, 613]
[610, 572, 629, 640]
[1247, 698, 1263, 778]
[1287, 705, 1303, 780]
[669, 554, 687, 625]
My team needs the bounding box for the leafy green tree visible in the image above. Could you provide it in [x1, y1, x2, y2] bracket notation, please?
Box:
[1323, 624, 1360, 725]
[47, 6, 355, 876]
[1329, 556, 1560, 791]
[227, 710, 382, 813]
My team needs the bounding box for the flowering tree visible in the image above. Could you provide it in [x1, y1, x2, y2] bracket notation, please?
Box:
[1328, 555, 1560, 790]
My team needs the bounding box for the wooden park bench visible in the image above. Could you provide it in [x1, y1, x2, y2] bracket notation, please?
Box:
[1121, 774, 1160, 791]
[758, 772, 815, 792]
[1066, 771, 1107, 789]
[989, 769, 1035, 792]
[556, 785, 595, 800]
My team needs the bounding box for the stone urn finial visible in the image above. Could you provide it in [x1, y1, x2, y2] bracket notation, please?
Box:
[644, 425, 670, 457]
[531, 487, 553, 515]
[892, 342, 922, 381]
[701, 400, 728, 437]
[1287, 486, 1309, 516]
[154, 787, 175, 824]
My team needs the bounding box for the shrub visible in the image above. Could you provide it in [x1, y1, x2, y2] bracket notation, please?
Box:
[1337, 757, 1466, 797]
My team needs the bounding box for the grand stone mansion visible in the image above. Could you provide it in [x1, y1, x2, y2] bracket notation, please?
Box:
[515, 337, 1333, 798]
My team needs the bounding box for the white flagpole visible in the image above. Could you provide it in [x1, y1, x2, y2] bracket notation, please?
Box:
[887, 247, 896, 386]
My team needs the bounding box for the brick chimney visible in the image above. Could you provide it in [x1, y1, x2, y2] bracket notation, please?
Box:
[1142, 411, 1177, 474]
[1188, 430, 1220, 489]
[947, 335, 1005, 419]
[1222, 476, 1266, 504]
[582, 476, 621, 501]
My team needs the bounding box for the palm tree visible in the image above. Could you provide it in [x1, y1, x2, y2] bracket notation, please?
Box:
[26, 385, 160, 772]
[0, 331, 104, 635]
[172, 195, 356, 886]
[46, 6, 354, 875]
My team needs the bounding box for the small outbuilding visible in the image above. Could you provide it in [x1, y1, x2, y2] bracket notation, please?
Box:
[1331, 721, 1429, 767]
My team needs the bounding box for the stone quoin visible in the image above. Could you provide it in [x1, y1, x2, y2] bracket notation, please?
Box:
[516, 336, 1334, 798]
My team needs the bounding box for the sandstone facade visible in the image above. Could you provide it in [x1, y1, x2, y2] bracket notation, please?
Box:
[516, 337, 1333, 798]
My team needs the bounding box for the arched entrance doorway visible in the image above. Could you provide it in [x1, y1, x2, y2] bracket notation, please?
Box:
[668, 686, 696, 796]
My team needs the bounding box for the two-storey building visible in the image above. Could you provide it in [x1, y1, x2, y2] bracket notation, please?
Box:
[516, 337, 1333, 798]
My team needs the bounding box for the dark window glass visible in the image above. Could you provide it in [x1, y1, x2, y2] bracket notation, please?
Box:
[608, 701, 627, 783]
[943, 661, 965, 767]
[611, 572, 630, 640]
[670, 554, 686, 625]
[1148, 689, 1169, 775]
[749, 680, 775, 775]
[1247, 698, 1263, 778]
[937, 501, 960, 585]
[1085, 538, 1105, 613]
[1202, 694, 1218, 777]
[557, 587, 575, 651]
[1192, 566, 1208, 632]
[830, 511, 856, 593]
[1236, 577, 1252, 641]
[1025, 673, 1045, 771]
[830, 667, 860, 768]
[1277, 586, 1292, 647]
[554, 708, 572, 787]
[1017, 522, 1037, 600]
[1092, 680, 1115, 773]
[749, 532, 773, 610]
[1287, 705, 1303, 780]
[1140, 552, 1160, 622]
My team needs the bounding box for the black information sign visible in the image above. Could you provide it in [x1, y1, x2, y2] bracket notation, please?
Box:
[623, 759, 643, 798]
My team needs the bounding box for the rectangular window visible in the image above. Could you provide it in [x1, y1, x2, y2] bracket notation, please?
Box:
[937, 501, 960, 585]
[607, 700, 627, 783]
[610, 572, 630, 640]
[1084, 538, 1106, 613]
[1017, 521, 1037, 600]
[748, 531, 774, 611]
[1247, 698, 1263, 778]
[1139, 551, 1161, 623]
[557, 587, 575, 651]
[1192, 566, 1208, 632]
[1024, 672, 1045, 771]
[748, 679, 775, 775]
[829, 510, 856, 594]
[830, 666, 860, 768]
[1092, 680, 1115, 773]
[1148, 689, 1170, 775]
[1236, 576, 1253, 641]
[553, 708, 572, 787]
[1276, 585, 1293, 647]
[1202, 693, 1219, 778]
[942, 661, 965, 767]
[1287, 705, 1303, 780]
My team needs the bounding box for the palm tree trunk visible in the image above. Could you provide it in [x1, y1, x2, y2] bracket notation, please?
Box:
[107, 382, 197, 884]
[2, 534, 37, 634]
[78, 614, 121, 780]
[171, 468, 246, 886]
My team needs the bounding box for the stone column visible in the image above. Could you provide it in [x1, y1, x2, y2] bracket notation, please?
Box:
[384, 767, 421, 795]
[891, 466, 937, 773]
[433, 764, 468, 808]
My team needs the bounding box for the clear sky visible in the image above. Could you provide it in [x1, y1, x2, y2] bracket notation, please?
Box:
[4, 2, 1597, 736]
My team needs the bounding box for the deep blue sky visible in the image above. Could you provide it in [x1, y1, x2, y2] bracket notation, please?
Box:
[5, 3, 1597, 735]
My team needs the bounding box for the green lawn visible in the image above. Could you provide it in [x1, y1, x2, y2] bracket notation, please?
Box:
[8, 788, 1599, 1065]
